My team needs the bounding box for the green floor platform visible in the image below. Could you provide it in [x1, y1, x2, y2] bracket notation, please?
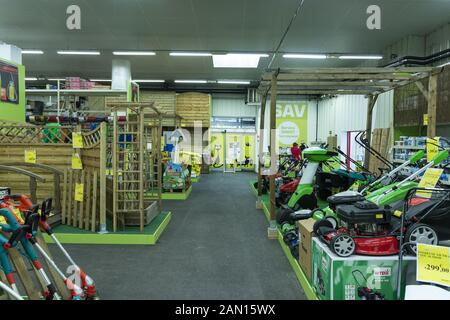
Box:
[42, 212, 172, 245]
[250, 181, 319, 300]
[161, 185, 193, 200]
[191, 176, 201, 183]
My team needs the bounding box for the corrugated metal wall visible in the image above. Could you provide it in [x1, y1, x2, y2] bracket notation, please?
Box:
[317, 91, 393, 141]
[212, 94, 257, 118]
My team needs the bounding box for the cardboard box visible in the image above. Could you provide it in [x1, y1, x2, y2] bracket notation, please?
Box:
[311, 238, 415, 300]
[297, 218, 316, 281]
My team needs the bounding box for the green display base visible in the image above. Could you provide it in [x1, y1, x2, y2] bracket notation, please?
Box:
[250, 183, 319, 300]
[42, 212, 172, 245]
[162, 185, 192, 200]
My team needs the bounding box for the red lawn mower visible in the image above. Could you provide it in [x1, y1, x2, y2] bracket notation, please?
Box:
[314, 187, 450, 257]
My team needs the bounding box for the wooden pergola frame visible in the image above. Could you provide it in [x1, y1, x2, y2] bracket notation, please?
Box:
[256, 66, 442, 226]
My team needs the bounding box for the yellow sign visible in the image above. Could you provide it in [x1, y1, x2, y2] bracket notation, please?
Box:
[71, 153, 83, 170]
[427, 137, 440, 162]
[423, 114, 428, 126]
[417, 168, 444, 198]
[74, 183, 84, 202]
[417, 243, 450, 287]
[24, 149, 37, 164]
[72, 132, 84, 149]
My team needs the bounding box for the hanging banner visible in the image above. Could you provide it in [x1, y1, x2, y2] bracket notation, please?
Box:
[276, 102, 308, 148]
[417, 243, 450, 287]
[74, 183, 84, 202]
[0, 61, 19, 105]
[24, 149, 37, 164]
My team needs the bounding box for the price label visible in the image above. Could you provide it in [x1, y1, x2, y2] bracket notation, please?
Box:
[417, 243, 450, 287]
[423, 114, 429, 126]
[24, 149, 37, 164]
[72, 132, 84, 149]
[74, 183, 84, 202]
[427, 137, 440, 162]
[71, 153, 83, 170]
[417, 168, 443, 198]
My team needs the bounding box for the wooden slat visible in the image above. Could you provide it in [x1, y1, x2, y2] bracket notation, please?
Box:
[8, 249, 41, 300]
[67, 170, 73, 226]
[72, 170, 78, 228]
[85, 170, 92, 231]
[79, 170, 85, 229]
[91, 170, 98, 232]
[62, 170, 68, 224]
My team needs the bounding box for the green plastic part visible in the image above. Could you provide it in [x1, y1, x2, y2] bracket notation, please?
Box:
[302, 148, 338, 163]
[288, 184, 314, 208]
[432, 150, 449, 165]
[409, 150, 425, 164]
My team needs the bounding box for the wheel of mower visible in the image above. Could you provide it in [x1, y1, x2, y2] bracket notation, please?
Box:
[330, 234, 355, 257]
[405, 223, 439, 256]
[325, 216, 339, 229]
[313, 219, 334, 236]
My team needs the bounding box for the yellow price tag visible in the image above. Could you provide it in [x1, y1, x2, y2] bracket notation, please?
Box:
[71, 153, 83, 170]
[74, 183, 84, 202]
[24, 149, 37, 164]
[417, 243, 450, 287]
[72, 132, 84, 149]
[427, 137, 440, 162]
[417, 168, 443, 198]
[423, 114, 428, 126]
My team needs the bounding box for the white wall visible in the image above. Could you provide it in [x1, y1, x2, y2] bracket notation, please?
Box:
[316, 91, 394, 142]
[212, 94, 257, 118]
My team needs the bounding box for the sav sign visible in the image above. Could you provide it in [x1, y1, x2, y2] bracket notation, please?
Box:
[276, 103, 308, 148]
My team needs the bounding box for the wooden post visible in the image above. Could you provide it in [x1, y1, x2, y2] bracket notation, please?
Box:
[363, 94, 379, 169]
[99, 122, 107, 233]
[257, 94, 267, 209]
[427, 73, 438, 138]
[269, 73, 278, 223]
[139, 109, 145, 232]
[112, 113, 118, 233]
[54, 172, 61, 214]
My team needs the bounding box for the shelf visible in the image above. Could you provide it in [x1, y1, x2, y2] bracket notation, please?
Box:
[393, 146, 425, 150]
[26, 89, 127, 96]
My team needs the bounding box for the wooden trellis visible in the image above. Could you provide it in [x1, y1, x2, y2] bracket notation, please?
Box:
[106, 102, 162, 232]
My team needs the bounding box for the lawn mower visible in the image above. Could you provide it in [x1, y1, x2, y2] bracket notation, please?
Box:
[352, 270, 385, 300]
[313, 186, 450, 258]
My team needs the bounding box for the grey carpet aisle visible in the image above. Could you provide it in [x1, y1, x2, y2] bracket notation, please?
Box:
[48, 172, 306, 300]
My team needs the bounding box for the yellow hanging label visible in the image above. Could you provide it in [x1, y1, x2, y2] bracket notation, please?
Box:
[427, 137, 440, 162]
[74, 183, 84, 202]
[72, 132, 84, 149]
[25, 149, 37, 164]
[417, 243, 450, 287]
[71, 153, 83, 170]
[417, 168, 443, 198]
[423, 114, 429, 126]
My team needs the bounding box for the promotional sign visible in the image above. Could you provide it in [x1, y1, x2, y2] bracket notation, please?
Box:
[417, 244, 450, 287]
[427, 137, 440, 162]
[74, 183, 84, 202]
[276, 103, 308, 148]
[209, 133, 255, 170]
[72, 132, 84, 149]
[24, 149, 36, 164]
[417, 168, 444, 198]
[0, 61, 19, 105]
[71, 153, 83, 170]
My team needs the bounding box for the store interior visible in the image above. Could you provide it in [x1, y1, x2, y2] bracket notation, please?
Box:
[0, 0, 449, 301]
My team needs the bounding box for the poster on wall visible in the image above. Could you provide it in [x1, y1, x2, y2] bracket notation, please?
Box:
[276, 102, 308, 148]
[0, 61, 19, 105]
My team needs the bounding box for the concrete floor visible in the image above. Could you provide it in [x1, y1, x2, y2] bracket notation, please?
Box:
[48, 171, 306, 300]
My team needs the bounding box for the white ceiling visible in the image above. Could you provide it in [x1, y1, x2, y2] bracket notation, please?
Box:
[1, 0, 450, 86]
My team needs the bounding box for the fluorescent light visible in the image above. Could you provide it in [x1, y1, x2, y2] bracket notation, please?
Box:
[218, 80, 251, 85]
[22, 50, 44, 55]
[57, 50, 101, 55]
[170, 52, 212, 57]
[175, 80, 208, 84]
[133, 79, 165, 83]
[283, 53, 327, 59]
[48, 78, 65, 81]
[90, 79, 112, 82]
[213, 54, 268, 68]
[25, 77, 38, 81]
[113, 51, 156, 56]
[339, 55, 383, 60]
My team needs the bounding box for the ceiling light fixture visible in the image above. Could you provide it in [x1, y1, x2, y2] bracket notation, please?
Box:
[57, 50, 101, 55]
[22, 50, 44, 55]
[48, 78, 65, 81]
[170, 52, 212, 57]
[113, 51, 156, 56]
[213, 53, 268, 68]
[283, 53, 327, 59]
[133, 80, 165, 83]
[338, 55, 383, 60]
[175, 80, 208, 84]
[217, 80, 251, 85]
[90, 79, 112, 82]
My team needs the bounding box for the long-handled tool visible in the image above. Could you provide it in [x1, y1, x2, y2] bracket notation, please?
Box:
[0, 280, 23, 300]
[39, 199, 97, 299]
[0, 206, 60, 300]
[0, 233, 20, 296]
